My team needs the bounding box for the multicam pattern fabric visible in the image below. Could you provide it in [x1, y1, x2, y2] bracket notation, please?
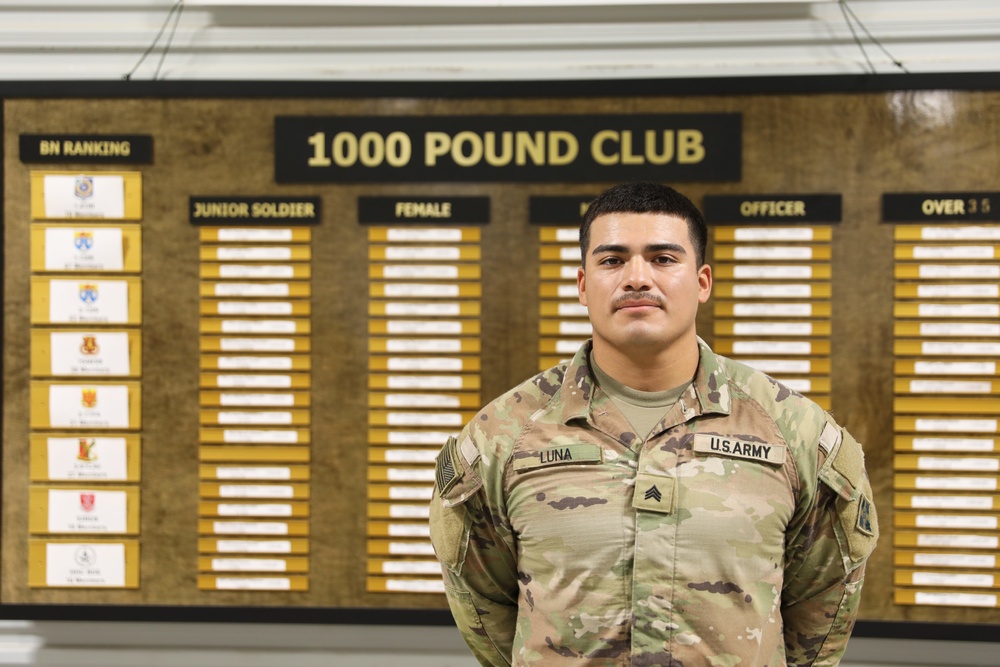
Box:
[430, 338, 878, 667]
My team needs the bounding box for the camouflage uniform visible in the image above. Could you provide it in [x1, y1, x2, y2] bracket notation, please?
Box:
[430, 338, 878, 667]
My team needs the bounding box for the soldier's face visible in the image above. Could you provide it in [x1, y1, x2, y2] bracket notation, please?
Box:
[577, 212, 712, 354]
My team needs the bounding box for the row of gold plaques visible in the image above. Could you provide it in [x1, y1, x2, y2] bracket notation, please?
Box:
[28, 170, 143, 589]
[892, 204, 1000, 609]
[365, 197, 486, 594]
[538, 228, 587, 369]
[531, 196, 593, 371]
[197, 220, 313, 592]
[710, 215, 835, 410]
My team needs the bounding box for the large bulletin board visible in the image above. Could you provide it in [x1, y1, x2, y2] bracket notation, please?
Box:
[2, 77, 1000, 636]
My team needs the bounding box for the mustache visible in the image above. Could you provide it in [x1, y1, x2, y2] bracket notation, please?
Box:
[614, 293, 663, 307]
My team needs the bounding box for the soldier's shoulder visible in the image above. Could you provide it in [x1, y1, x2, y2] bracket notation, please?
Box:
[466, 361, 571, 453]
[719, 354, 828, 445]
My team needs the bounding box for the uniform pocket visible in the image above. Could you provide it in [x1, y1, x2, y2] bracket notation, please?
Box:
[444, 585, 485, 630]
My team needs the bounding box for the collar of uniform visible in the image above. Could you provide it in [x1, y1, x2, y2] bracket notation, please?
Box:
[556, 340, 597, 424]
[556, 338, 731, 425]
[689, 337, 732, 417]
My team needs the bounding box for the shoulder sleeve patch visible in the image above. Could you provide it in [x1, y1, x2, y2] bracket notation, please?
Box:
[856, 493, 875, 537]
[434, 436, 484, 508]
[817, 421, 879, 570]
[430, 436, 486, 571]
[435, 437, 461, 496]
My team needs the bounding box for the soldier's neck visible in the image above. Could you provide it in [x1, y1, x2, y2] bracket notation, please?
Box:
[590, 335, 700, 393]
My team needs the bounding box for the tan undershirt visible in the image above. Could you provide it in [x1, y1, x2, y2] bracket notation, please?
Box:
[590, 352, 692, 440]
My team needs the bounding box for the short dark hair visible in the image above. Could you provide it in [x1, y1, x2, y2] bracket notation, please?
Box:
[580, 182, 707, 267]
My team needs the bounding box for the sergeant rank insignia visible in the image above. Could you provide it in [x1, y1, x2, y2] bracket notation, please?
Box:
[632, 472, 675, 514]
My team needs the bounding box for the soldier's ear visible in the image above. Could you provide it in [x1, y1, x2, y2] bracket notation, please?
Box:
[697, 264, 712, 303]
[577, 267, 587, 306]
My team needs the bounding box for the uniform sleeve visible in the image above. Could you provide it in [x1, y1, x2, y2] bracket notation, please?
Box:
[429, 435, 519, 667]
[781, 420, 879, 667]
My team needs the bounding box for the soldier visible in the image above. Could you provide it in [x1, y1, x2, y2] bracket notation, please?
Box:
[429, 181, 877, 666]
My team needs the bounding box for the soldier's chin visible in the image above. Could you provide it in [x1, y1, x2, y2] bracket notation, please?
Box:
[614, 327, 670, 349]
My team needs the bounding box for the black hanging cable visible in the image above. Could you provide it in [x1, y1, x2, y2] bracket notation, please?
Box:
[839, 0, 874, 74]
[839, 0, 910, 74]
[123, 0, 185, 80]
[153, 0, 186, 80]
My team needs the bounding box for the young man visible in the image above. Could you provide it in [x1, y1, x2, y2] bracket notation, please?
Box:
[429, 182, 877, 667]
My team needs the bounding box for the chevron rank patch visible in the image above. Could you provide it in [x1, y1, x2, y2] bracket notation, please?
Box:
[632, 472, 675, 514]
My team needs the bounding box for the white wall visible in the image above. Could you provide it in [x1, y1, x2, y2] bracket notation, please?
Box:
[0, 0, 999, 81]
[2, 2, 999, 665]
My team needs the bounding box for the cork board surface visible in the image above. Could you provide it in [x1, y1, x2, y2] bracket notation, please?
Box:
[3, 91, 1000, 625]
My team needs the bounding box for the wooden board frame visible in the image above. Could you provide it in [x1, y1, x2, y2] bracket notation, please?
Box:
[3, 75, 1000, 640]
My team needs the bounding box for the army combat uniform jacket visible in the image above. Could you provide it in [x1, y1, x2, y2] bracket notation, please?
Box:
[430, 339, 878, 667]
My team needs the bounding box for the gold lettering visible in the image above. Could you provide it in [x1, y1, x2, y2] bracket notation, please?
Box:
[591, 130, 618, 165]
[194, 202, 250, 218]
[451, 131, 483, 167]
[424, 132, 450, 166]
[61, 140, 131, 157]
[332, 132, 358, 167]
[250, 202, 316, 218]
[677, 130, 705, 164]
[922, 198, 966, 216]
[645, 130, 674, 165]
[484, 132, 513, 166]
[359, 132, 384, 167]
[548, 131, 578, 166]
[620, 131, 644, 165]
[307, 131, 331, 166]
[385, 132, 412, 167]
[515, 131, 545, 166]
[739, 200, 807, 217]
[394, 201, 453, 218]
